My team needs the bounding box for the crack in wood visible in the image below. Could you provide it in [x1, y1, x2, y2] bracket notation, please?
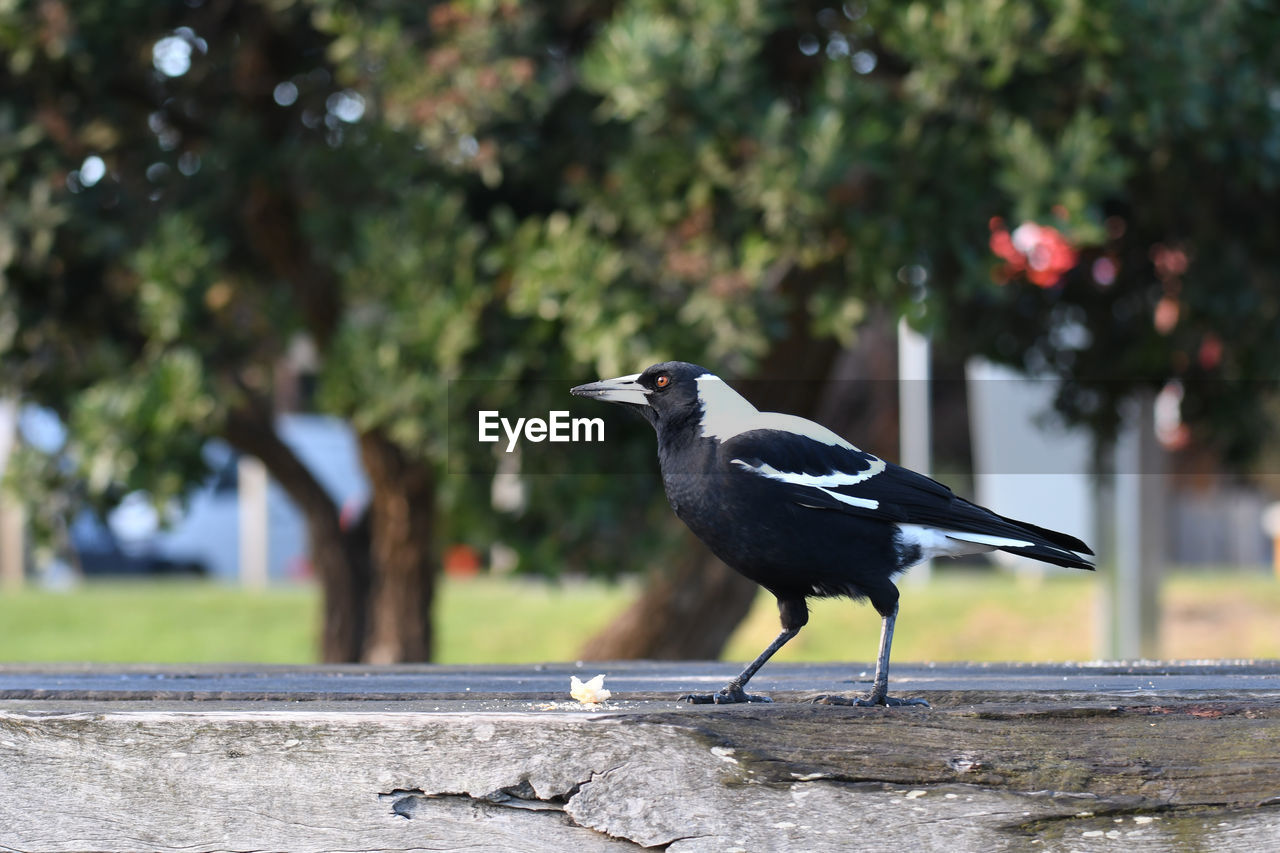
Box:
[380, 780, 576, 817]
[375, 776, 657, 851]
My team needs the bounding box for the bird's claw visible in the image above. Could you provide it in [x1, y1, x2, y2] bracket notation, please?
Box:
[680, 685, 773, 705]
[864, 694, 930, 708]
[810, 693, 930, 708]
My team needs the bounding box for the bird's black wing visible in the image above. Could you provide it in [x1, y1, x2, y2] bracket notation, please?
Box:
[723, 428, 1094, 568]
[722, 428, 948, 520]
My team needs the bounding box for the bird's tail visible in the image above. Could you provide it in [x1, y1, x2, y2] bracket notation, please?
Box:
[984, 510, 1095, 570]
[931, 496, 1095, 570]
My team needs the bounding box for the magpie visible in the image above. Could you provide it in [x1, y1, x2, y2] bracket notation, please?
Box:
[571, 360, 1094, 706]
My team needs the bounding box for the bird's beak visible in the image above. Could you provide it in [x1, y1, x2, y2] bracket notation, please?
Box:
[570, 373, 651, 407]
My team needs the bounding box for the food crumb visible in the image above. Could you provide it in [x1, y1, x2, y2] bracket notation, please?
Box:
[570, 674, 612, 705]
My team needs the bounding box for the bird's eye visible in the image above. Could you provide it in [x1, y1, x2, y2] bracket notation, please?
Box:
[655, 374, 670, 389]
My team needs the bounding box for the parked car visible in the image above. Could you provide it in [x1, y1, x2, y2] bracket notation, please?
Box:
[68, 506, 208, 577]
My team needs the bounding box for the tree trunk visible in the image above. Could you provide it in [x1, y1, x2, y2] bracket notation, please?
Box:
[223, 407, 371, 662]
[580, 272, 846, 660]
[358, 429, 439, 664]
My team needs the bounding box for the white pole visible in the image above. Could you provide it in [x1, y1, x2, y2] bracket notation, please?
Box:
[238, 455, 270, 589]
[1109, 392, 1162, 659]
[898, 317, 932, 583]
[1112, 421, 1141, 658]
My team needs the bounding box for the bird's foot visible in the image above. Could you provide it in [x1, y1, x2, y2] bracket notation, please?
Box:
[680, 684, 773, 705]
[811, 693, 930, 708]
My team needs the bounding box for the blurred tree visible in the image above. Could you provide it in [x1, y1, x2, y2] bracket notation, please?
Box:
[2, 0, 1278, 663]
[922, 2, 1280, 466]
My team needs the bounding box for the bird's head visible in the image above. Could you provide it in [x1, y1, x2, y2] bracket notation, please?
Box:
[570, 361, 715, 430]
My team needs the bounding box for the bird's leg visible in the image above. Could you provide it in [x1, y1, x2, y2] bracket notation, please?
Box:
[858, 606, 928, 707]
[813, 605, 929, 708]
[680, 626, 798, 704]
[682, 597, 807, 705]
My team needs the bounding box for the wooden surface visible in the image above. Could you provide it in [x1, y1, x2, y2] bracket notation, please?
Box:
[2, 661, 1279, 852]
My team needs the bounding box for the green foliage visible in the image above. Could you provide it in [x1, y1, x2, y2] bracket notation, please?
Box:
[69, 348, 215, 502]
[320, 186, 494, 454]
[132, 215, 226, 347]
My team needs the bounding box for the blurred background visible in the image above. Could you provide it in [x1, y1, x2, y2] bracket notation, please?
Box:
[1, 0, 1278, 666]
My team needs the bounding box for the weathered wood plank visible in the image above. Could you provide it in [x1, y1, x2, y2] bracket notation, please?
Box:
[1, 662, 1278, 852]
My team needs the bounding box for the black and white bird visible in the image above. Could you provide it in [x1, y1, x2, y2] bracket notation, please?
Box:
[571, 361, 1094, 706]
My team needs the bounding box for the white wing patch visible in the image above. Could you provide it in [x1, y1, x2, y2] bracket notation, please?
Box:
[729, 458, 885, 488]
[695, 374, 859, 451]
[815, 490, 880, 511]
[731, 458, 882, 511]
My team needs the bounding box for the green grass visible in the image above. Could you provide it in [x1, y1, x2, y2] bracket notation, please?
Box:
[0, 580, 320, 663]
[0, 571, 1277, 664]
[0, 576, 634, 664]
[435, 576, 637, 664]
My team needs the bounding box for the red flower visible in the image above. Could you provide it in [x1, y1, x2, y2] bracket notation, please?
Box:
[988, 218, 1079, 288]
